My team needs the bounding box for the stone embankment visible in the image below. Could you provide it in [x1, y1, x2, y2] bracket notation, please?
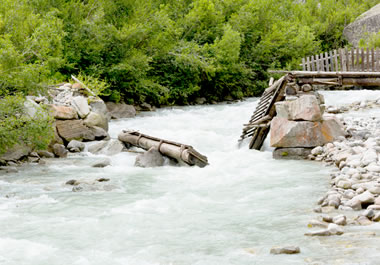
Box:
[0, 81, 137, 168]
[305, 96, 380, 234]
[269, 86, 380, 235]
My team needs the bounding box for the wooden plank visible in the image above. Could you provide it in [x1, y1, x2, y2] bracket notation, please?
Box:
[351, 47, 355, 71]
[329, 50, 334, 71]
[302, 57, 306, 71]
[371, 48, 375, 72]
[334, 49, 338, 72]
[345, 47, 350, 71]
[315, 54, 320, 71]
[361, 48, 365, 72]
[320, 53, 325, 71]
[340, 48, 346, 71]
[376, 48, 379, 71]
[311, 55, 315, 71]
[324, 52, 329, 71]
[356, 47, 360, 71]
[306, 56, 311, 71]
[366, 47, 370, 72]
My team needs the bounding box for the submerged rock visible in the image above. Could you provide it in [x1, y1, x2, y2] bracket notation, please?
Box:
[273, 147, 312, 160]
[270, 246, 300, 255]
[91, 158, 111, 168]
[135, 147, 165, 168]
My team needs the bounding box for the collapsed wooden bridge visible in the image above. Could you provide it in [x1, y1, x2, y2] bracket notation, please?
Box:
[239, 48, 380, 150]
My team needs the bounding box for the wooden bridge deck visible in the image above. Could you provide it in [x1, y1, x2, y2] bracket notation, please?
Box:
[240, 48, 380, 150]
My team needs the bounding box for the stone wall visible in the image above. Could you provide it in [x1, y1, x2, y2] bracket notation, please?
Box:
[270, 87, 346, 159]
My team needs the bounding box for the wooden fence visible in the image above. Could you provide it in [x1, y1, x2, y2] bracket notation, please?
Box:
[301, 48, 380, 72]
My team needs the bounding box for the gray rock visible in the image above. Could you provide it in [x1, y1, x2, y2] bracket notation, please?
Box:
[135, 147, 165, 168]
[140, 102, 153, 111]
[305, 229, 332, 236]
[355, 190, 375, 204]
[270, 246, 300, 255]
[372, 212, 380, 222]
[311, 146, 323, 156]
[343, 4, 380, 47]
[86, 141, 109, 154]
[89, 99, 108, 117]
[53, 144, 68, 158]
[195, 97, 207, 105]
[28, 156, 40, 163]
[89, 126, 110, 140]
[24, 98, 41, 118]
[72, 96, 90, 118]
[333, 215, 347, 226]
[357, 215, 372, 226]
[56, 120, 95, 142]
[345, 198, 362, 210]
[308, 219, 328, 228]
[272, 147, 312, 159]
[99, 139, 124, 156]
[0, 144, 31, 161]
[84, 112, 108, 131]
[67, 140, 85, 152]
[106, 102, 136, 119]
[327, 223, 344, 235]
[362, 209, 375, 219]
[91, 158, 111, 168]
[374, 197, 380, 205]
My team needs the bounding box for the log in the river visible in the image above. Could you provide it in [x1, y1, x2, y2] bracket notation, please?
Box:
[118, 130, 208, 168]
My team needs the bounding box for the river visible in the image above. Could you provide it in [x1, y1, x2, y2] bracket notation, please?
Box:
[0, 91, 380, 265]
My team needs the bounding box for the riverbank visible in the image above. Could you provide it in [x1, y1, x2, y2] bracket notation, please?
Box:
[305, 95, 380, 233]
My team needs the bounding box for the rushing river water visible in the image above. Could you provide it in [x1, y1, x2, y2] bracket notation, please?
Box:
[1, 91, 380, 265]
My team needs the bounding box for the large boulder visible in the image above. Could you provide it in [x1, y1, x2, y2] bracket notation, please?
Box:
[71, 96, 90, 118]
[99, 139, 124, 156]
[270, 117, 345, 148]
[50, 105, 78, 120]
[89, 99, 108, 116]
[106, 102, 136, 119]
[83, 112, 108, 131]
[343, 4, 380, 47]
[56, 120, 95, 142]
[67, 140, 85, 152]
[89, 126, 110, 140]
[135, 147, 165, 168]
[275, 95, 322, 122]
[273, 147, 312, 160]
[0, 144, 31, 161]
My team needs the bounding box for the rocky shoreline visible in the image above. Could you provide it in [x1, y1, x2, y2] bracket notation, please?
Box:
[305, 96, 380, 235]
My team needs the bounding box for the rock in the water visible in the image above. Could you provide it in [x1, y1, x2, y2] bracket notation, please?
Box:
[327, 223, 344, 235]
[99, 139, 124, 156]
[65, 179, 79, 185]
[106, 102, 136, 119]
[343, 4, 380, 47]
[270, 246, 300, 255]
[270, 117, 345, 148]
[91, 158, 111, 168]
[50, 105, 78, 120]
[0, 144, 31, 161]
[272, 147, 312, 159]
[86, 141, 109, 154]
[72, 96, 90, 118]
[84, 112, 108, 131]
[333, 215, 347, 226]
[53, 144, 68, 158]
[135, 147, 165, 168]
[357, 215, 372, 226]
[67, 140, 85, 152]
[56, 120, 95, 142]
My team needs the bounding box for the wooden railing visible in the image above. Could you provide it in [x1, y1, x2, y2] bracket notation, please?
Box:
[301, 48, 380, 72]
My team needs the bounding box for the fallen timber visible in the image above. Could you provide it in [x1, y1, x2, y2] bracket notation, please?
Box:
[118, 130, 208, 168]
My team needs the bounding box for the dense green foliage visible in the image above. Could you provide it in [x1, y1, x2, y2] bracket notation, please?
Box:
[0, 95, 54, 155]
[1, 0, 378, 105]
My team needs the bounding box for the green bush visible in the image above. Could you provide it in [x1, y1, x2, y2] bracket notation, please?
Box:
[0, 95, 54, 155]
